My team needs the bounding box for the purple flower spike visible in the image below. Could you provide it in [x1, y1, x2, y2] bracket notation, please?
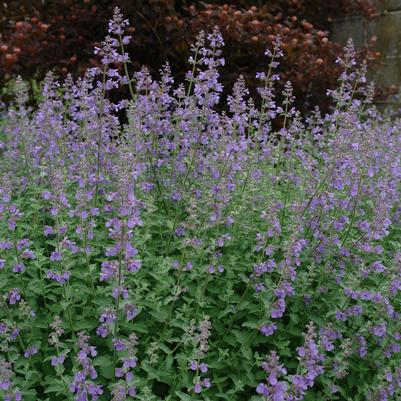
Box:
[7, 289, 21, 305]
[203, 378, 211, 388]
[194, 383, 202, 394]
[12, 263, 25, 273]
[50, 251, 62, 262]
[51, 354, 66, 366]
[24, 346, 38, 358]
[260, 323, 277, 337]
[44, 225, 54, 236]
[199, 363, 208, 373]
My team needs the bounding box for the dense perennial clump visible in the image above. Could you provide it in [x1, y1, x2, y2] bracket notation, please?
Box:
[0, 7, 400, 401]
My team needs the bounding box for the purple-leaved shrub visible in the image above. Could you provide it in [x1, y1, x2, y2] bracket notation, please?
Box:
[0, 6, 400, 401]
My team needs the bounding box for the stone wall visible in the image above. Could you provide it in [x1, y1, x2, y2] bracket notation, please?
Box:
[332, 0, 401, 89]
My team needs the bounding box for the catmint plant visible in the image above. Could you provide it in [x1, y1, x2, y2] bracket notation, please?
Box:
[0, 7, 400, 401]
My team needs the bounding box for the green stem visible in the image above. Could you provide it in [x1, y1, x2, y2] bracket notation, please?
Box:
[82, 217, 96, 300]
[3, 301, 26, 352]
[113, 220, 125, 368]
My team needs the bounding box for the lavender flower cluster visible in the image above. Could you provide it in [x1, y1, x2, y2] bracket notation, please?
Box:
[0, 7, 400, 401]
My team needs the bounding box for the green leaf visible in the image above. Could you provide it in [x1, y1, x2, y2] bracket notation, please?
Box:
[175, 391, 192, 401]
[164, 354, 174, 369]
[93, 355, 114, 379]
[43, 380, 66, 394]
[149, 307, 169, 322]
[241, 319, 260, 329]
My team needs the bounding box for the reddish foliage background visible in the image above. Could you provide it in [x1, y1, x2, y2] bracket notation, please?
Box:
[0, 0, 379, 111]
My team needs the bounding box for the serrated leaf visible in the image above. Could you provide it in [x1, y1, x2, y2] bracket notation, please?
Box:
[175, 391, 192, 401]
